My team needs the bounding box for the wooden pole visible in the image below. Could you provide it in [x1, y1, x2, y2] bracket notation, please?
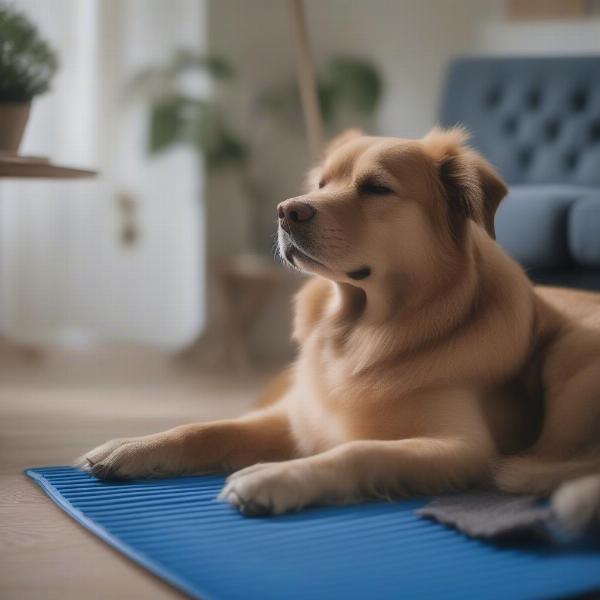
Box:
[288, 0, 324, 161]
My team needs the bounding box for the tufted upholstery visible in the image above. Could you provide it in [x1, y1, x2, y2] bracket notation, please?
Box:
[440, 56, 600, 290]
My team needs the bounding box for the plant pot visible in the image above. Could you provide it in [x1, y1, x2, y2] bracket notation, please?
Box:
[0, 102, 31, 154]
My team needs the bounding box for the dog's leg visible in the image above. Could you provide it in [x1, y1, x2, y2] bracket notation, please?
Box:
[535, 357, 600, 459]
[78, 406, 295, 480]
[495, 354, 600, 495]
[220, 389, 494, 515]
[220, 435, 493, 515]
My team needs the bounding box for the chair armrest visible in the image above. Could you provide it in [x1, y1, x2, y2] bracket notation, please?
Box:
[495, 186, 581, 269]
[568, 196, 600, 268]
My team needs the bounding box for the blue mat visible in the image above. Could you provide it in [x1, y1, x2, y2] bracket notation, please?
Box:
[26, 466, 600, 600]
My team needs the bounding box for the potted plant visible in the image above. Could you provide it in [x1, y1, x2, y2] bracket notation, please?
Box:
[0, 5, 58, 154]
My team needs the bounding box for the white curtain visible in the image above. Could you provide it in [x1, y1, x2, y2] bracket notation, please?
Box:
[0, 0, 205, 349]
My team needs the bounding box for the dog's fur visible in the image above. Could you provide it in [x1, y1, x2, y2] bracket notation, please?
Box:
[81, 128, 600, 528]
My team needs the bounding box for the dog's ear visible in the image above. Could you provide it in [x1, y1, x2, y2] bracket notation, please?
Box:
[466, 150, 508, 238]
[305, 129, 363, 191]
[422, 127, 507, 239]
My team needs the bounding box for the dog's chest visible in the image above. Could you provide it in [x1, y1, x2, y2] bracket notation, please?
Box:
[287, 340, 354, 455]
[288, 335, 433, 452]
[288, 387, 347, 456]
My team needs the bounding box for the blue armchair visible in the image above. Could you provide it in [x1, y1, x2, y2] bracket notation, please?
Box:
[440, 56, 600, 290]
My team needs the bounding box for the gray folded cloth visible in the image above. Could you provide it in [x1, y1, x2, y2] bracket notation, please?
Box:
[416, 492, 554, 541]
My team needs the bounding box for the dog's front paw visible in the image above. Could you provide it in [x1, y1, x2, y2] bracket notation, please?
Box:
[76, 433, 184, 480]
[218, 460, 320, 516]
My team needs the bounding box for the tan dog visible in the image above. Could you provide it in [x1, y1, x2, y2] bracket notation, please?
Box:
[81, 128, 600, 529]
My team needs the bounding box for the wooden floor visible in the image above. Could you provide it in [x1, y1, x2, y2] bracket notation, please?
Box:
[0, 344, 267, 599]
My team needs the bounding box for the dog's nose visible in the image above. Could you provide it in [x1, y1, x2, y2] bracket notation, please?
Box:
[278, 199, 316, 224]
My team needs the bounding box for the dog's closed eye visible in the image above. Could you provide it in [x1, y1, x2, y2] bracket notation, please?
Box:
[358, 181, 393, 196]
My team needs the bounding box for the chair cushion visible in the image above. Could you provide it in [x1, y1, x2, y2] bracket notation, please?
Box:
[568, 196, 600, 267]
[495, 186, 580, 269]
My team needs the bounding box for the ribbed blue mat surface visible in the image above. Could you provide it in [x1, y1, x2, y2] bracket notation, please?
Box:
[26, 466, 600, 600]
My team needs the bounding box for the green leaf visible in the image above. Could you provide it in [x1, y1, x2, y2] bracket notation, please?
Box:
[206, 127, 248, 169]
[317, 82, 337, 125]
[148, 98, 184, 154]
[187, 102, 247, 169]
[325, 57, 383, 116]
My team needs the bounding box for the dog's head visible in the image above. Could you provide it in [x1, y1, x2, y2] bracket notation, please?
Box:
[277, 127, 507, 285]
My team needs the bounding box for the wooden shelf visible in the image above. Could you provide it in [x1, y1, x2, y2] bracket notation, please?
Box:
[0, 155, 97, 179]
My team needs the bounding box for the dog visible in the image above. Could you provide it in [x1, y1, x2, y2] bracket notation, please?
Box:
[80, 127, 600, 529]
